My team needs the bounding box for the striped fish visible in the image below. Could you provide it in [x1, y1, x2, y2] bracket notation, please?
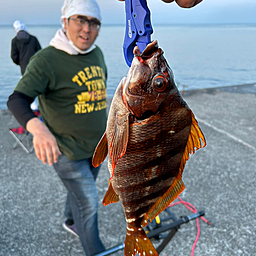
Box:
[93, 40, 206, 256]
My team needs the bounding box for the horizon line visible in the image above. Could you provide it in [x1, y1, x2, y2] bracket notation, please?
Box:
[1, 22, 256, 26]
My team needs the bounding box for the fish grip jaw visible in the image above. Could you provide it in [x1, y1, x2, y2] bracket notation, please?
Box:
[123, 0, 153, 66]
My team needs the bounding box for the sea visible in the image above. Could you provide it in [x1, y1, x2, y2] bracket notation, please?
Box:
[0, 23, 256, 109]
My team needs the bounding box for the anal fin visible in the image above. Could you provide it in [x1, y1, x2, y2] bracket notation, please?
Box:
[102, 181, 119, 206]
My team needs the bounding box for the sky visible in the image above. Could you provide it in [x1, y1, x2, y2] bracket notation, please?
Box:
[0, 0, 256, 26]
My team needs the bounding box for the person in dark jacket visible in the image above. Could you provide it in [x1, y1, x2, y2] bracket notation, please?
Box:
[11, 20, 42, 75]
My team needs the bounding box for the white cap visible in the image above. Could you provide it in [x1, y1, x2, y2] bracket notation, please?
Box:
[13, 20, 27, 33]
[61, 0, 101, 26]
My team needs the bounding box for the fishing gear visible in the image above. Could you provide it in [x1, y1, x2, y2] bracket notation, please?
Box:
[123, 0, 153, 66]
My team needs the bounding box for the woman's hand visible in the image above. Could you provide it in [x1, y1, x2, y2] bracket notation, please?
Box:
[161, 0, 203, 8]
[118, 0, 203, 8]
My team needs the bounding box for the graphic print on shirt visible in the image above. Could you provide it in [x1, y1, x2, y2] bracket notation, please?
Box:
[72, 65, 107, 114]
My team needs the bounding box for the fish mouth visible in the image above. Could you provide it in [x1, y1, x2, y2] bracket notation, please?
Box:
[133, 40, 160, 60]
[141, 40, 159, 57]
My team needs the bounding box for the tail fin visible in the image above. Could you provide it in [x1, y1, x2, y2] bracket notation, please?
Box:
[124, 226, 158, 256]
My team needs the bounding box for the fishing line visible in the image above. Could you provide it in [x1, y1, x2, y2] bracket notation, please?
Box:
[168, 196, 211, 256]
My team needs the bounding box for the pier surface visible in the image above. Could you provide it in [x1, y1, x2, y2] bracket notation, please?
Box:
[0, 83, 255, 256]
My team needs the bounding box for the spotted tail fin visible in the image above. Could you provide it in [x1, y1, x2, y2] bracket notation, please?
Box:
[124, 226, 158, 256]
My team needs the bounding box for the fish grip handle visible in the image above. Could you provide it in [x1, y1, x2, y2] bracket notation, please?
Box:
[123, 0, 153, 66]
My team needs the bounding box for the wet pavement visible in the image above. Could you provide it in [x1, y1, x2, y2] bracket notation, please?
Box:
[0, 83, 255, 256]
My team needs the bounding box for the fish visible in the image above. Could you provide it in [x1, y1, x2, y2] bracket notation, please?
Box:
[93, 40, 206, 256]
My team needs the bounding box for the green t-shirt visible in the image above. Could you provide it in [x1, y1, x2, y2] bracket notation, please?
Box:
[15, 46, 107, 160]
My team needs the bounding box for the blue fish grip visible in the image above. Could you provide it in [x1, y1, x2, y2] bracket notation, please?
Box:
[123, 0, 153, 66]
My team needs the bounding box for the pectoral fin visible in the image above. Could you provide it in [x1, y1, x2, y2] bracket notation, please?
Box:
[109, 113, 129, 180]
[102, 182, 119, 206]
[92, 133, 108, 167]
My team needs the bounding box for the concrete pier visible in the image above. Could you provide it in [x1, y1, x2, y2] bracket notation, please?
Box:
[0, 83, 255, 256]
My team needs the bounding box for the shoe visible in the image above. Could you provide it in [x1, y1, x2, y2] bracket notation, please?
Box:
[63, 220, 79, 237]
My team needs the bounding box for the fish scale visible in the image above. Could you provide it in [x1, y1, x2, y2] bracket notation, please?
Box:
[93, 40, 206, 256]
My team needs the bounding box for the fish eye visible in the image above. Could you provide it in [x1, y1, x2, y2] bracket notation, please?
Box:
[153, 76, 167, 92]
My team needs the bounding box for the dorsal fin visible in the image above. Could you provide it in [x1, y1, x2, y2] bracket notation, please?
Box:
[179, 113, 206, 172]
[145, 112, 206, 222]
[145, 175, 185, 223]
